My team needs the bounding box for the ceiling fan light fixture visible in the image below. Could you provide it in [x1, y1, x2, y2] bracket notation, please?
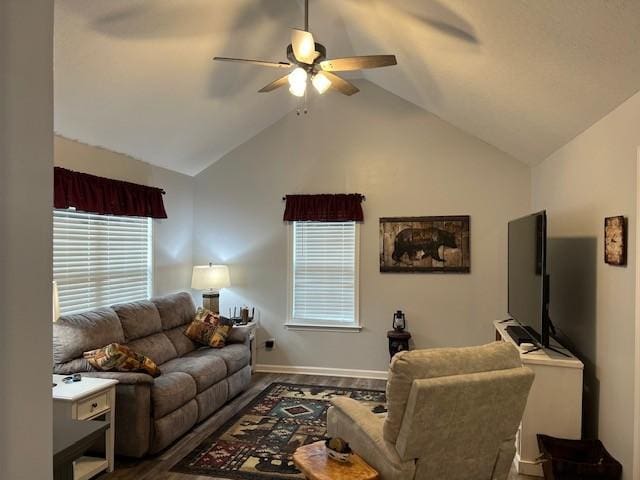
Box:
[213, 1, 397, 98]
[300, 41, 315, 61]
[311, 72, 331, 94]
[292, 29, 317, 64]
[288, 67, 308, 97]
[288, 67, 307, 86]
[289, 83, 306, 97]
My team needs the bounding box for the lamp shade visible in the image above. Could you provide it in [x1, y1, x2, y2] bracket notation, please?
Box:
[191, 264, 231, 291]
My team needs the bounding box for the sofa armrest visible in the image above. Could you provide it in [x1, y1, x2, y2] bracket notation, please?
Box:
[112, 382, 152, 457]
[82, 371, 155, 385]
[327, 397, 415, 480]
[227, 325, 250, 346]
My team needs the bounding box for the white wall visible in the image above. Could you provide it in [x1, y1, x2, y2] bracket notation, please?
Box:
[532, 90, 640, 478]
[193, 80, 531, 373]
[54, 136, 195, 297]
[0, 1, 54, 479]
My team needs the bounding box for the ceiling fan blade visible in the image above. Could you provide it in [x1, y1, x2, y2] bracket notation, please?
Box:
[213, 57, 291, 69]
[291, 28, 318, 64]
[344, 0, 477, 44]
[322, 72, 360, 96]
[320, 55, 397, 72]
[258, 75, 290, 93]
[419, 18, 478, 44]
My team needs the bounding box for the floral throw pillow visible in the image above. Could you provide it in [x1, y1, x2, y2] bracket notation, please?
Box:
[83, 343, 161, 377]
[184, 307, 234, 348]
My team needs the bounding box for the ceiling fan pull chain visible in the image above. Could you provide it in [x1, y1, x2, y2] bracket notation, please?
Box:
[296, 106, 309, 116]
[296, 89, 309, 116]
[304, 86, 308, 114]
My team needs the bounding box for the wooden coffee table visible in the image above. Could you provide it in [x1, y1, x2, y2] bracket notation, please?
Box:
[293, 441, 379, 480]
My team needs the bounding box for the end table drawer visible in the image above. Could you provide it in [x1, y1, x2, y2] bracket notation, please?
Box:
[77, 392, 110, 420]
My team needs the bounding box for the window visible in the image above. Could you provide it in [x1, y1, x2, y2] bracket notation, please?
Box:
[288, 221, 359, 329]
[53, 209, 153, 315]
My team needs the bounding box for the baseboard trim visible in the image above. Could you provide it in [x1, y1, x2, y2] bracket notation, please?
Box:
[254, 364, 388, 380]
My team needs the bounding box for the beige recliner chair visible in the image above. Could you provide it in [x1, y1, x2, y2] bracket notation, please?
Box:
[327, 342, 534, 480]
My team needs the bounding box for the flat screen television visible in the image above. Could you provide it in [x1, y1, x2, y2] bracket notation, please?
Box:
[508, 211, 550, 347]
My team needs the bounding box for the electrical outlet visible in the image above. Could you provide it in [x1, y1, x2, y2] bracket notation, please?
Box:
[265, 339, 275, 350]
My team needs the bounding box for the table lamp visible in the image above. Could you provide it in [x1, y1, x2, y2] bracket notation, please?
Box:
[191, 264, 230, 313]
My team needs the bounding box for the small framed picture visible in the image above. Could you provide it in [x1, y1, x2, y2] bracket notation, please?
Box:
[604, 216, 627, 266]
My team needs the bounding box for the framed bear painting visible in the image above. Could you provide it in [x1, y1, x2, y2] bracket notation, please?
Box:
[379, 216, 470, 273]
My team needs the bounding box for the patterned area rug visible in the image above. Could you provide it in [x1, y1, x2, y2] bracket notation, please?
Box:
[171, 382, 386, 479]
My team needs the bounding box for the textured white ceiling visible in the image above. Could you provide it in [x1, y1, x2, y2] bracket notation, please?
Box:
[54, 0, 640, 175]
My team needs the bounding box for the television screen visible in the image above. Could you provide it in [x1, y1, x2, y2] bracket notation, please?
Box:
[508, 212, 547, 344]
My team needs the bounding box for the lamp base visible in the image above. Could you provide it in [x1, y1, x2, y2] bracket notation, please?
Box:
[202, 292, 220, 314]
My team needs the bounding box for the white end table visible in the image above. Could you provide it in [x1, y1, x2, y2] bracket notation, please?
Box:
[234, 321, 258, 372]
[53, 375, 118, 480]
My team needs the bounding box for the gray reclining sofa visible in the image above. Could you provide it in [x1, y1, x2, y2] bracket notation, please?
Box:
[52, 292, 252, 457]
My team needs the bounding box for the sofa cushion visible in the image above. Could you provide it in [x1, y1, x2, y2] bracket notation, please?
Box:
[112, 300, 162, 342]
[383, 341, 522, 444]
[150, 399, 198, 454]
[191, 344, 250, 375]
[125, 332, 178, 366]
[53, 308, 125, 364]
[164, 326, 198, 356]
[152, 372, 197, 419]
[160, 354, 227, 393]
[227, 365, 252, 400]
[195, 381, 228, 422]
[152, 292, 195, 330]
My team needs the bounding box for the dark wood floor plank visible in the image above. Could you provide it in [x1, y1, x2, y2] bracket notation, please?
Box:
[97, 372, 529, 480]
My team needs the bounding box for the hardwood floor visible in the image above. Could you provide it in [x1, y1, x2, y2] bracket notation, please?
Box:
[97, 372, 535, 480]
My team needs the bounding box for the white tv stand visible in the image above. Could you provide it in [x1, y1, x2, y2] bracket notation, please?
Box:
[494, 320, 584, 477]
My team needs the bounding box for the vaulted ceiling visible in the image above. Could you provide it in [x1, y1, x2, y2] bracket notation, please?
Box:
[55, 0, 640, 176]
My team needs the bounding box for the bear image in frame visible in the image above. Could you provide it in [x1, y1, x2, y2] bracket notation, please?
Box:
[379, 216, 470, 273]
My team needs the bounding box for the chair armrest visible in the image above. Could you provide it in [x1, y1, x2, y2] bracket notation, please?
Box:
[492, 436, 517, 480]
[327, 397, 415, 479]
[330, 397, 385, 431]
[82, 371, 155, 385]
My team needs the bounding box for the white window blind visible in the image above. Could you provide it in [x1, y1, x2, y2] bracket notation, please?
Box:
[53, 209, 152, 315]
[289, 221, 359, 327]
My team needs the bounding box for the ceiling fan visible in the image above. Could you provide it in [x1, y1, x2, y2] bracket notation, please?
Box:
[213, 0, 397, 97]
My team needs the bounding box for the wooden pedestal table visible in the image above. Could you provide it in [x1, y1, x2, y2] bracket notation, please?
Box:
[387, 329, 411, 360]
[293, 441, 379, 480]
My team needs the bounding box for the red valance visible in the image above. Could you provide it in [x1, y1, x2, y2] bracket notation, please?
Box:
[54, 167, 168, 219]
[283, 194, 364, 222]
